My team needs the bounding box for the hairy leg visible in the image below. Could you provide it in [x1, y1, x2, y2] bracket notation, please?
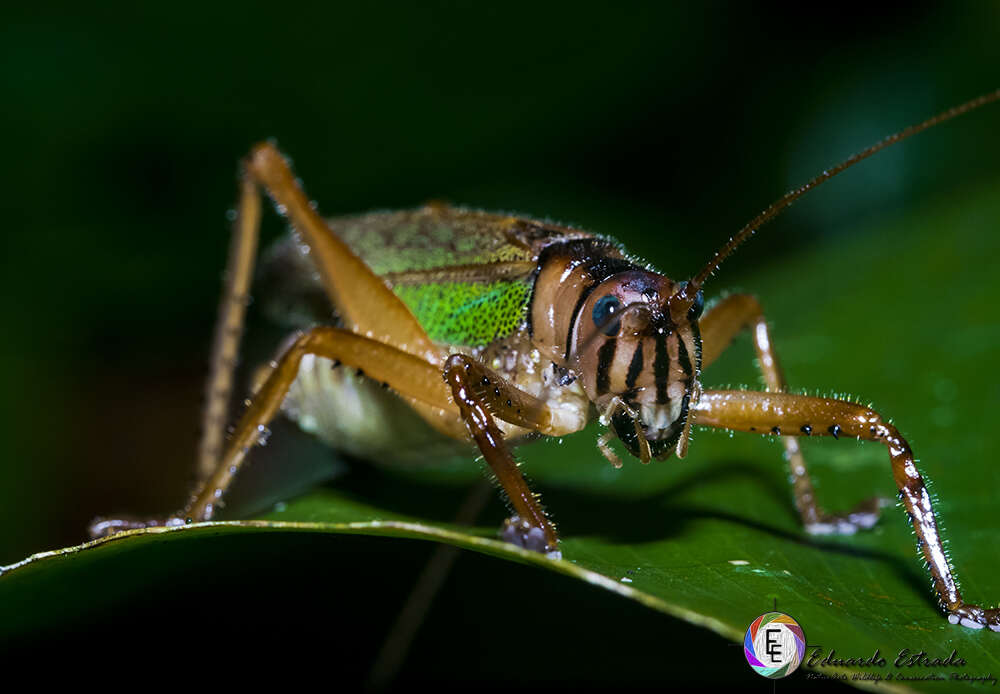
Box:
[699, 294, 882, 533]
[444, 353, 565, 557]
[197, 143, 444, 481]
[91, 327, 455, 536]
[693, 389, 999, 631]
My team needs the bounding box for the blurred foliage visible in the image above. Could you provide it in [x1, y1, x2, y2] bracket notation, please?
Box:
[2, 1, 999, 686]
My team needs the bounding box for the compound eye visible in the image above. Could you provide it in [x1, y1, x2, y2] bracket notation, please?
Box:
[677, 281, 705, 321]
[689, 290, 705, 321]
[592, 295, 622, 336]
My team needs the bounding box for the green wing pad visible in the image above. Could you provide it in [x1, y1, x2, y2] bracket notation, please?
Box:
[339, 213, 530, 277]
[393, 280, 532, 347]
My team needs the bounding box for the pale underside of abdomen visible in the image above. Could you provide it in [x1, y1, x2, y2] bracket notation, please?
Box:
[282, 353, 475, 466]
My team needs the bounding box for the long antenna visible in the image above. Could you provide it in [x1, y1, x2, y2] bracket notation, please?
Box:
[677, 88, 1000, 306]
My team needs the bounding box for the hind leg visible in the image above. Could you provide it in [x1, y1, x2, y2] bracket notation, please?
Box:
[195, 143, 445, 483]
[91, 327, 457, 536]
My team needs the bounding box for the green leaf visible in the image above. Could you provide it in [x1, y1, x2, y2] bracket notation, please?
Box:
[4, 181, 1000, 689]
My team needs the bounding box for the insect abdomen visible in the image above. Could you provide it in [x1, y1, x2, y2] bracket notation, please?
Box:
[282, 353, 472, 466]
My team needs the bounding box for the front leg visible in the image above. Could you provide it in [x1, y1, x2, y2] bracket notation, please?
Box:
[693, 389, 1000, 631]
[444, 354, 563, 559]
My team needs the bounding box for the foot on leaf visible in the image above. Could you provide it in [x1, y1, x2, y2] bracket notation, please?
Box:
[804, 496, 889, 536]
[947, 604, 1000, 632]
[501, 515, 561, 560]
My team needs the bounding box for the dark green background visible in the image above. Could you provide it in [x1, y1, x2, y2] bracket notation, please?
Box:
[2, 2, 998, 686]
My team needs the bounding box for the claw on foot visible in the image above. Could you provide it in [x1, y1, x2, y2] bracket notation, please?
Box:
[501, 515, 561, 559]
[947, 605, 1000, 631]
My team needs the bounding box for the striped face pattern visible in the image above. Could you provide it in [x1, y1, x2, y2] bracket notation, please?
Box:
[530, 239, 703, 461]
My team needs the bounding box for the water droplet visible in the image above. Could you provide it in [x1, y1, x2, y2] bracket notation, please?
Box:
[225, 208, 237, 221]
[256, 424, 271, 446]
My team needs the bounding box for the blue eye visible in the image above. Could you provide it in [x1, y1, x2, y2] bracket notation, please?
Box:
[689, 290, 705, 321]
[592, 295, 622, 336]
[677, 281, 705, 321]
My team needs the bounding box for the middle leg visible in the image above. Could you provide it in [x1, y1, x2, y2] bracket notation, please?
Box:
[93, 328, 569, 559]
[91, 327, 457, 537]
[699, 293, 883, 534]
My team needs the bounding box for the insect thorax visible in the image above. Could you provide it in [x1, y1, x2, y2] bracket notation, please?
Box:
[260, 207, 695, 462]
